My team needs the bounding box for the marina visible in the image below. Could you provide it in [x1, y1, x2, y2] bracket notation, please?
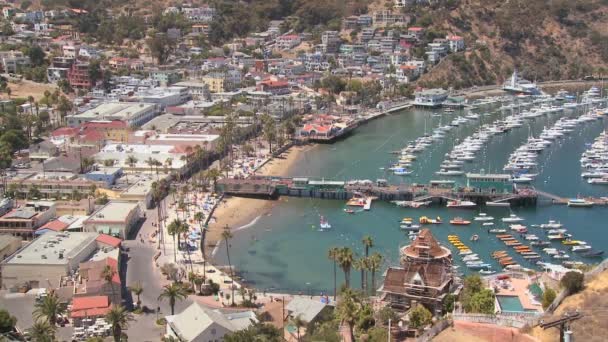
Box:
[215, 93, 608, 293]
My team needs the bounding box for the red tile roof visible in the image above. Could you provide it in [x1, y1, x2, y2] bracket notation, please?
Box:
[71, 296, 109, 311]
[408, 27, 424, 31]
[95, 234, 122, 248]
[71, 306, 111, 318]
[52, 127, 79, 137]
[38, 220, 69, 232]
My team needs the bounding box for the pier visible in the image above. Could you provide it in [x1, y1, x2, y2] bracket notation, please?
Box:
[216, 177, 541, 207]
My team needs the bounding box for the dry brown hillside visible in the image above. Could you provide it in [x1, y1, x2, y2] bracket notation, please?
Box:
[410, 0, 608, 88]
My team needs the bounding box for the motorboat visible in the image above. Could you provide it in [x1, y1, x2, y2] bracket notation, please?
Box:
[572, 245, 592, 252]
[510, 224, 528, 233]
[512, 175, 533, 184]
[486, 200, 510, 207]
[524, 234, 539, 240]
[319, 216, 332, 230]
[470, 234, 479, 241]
[463, 254, 480, 262]
[501, 214, 524, 223]
[419, 216, 442, 224]
[474, 213, 494, 221]
[436, 169, 464, 176]
[489, 228, 507, 233]
[479, 269, 496, 275]
[540, 220, 562, 229]
[446, 200, 477, 208]
[343, 209, 355, 214]
[394, 168, 413, 176]
[450, 217, 471, 225]
[482, 222, 494, 227]
[567, 199, 594, 207]
[581, 250, 604, 258]
[530, 241, 551, 247]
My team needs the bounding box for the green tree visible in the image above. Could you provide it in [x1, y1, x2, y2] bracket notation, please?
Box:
[337, 247, 354, 288]
[167, 219, 183, 263]
[361, 236, 373, 292]
[468, 289, 495, 314]
[561, 271, 584, 294]
[33, 293, 66, 326]
[224, 321, 282, 341]
[105, 305, 133, 342]
[88, 59, 103, 87]
[27, 320, 56, 342]
[158, 283, 188, 315]
[221, 228, 236, 306]
[368, 252, 383, 296]
[26, 45, 46, 67]
[0, 309, 16, 333]
[336, 288, 361, 339]
[409, 305, 432, 329]
[542, 288, 556, 309]
[290, 314, 307, 342]
[261, 113, 277, 153]
[130, 282, 144, 308]
[376, 306, 398, 326]
[353, 257, 368, 291]
[461, 274, 484, 312]
[147, 33, 174, 65]
[367, 327, 389, 341]
[328, 247, 340, 301]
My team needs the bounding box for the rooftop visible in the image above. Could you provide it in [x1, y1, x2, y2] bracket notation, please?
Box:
[285, 297, 328, 322]
[4, 231, 98, 265]
[70, 102, 156, 121]
[85, 201, 139, 223]
[401, 229, 451, 260]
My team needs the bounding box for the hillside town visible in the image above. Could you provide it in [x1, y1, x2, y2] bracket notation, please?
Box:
[0, 0, 607, 342]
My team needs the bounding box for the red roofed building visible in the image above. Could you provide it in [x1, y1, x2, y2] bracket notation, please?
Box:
[95, 234, 122, 249]
[36, 219, 69, 234]
[82, 120, 129, 142]
[68, 63, 92, 89]
[70, 295, 111, 320]
[257, 79, 290, 95]
[78, 257, 122, 304]
[407, 26, 424, 39]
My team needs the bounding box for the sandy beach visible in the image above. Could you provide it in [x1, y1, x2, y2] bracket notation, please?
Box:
[206, 145, 312, 253]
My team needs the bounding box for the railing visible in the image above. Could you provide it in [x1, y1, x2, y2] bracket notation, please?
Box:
[453, 312, 541, 328]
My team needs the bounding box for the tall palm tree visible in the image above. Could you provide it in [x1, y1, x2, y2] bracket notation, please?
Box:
[368, 252, 383, 295]
[290, 314, 307, 342]
[194, 212, 207, 279]
[105, 305, 134, 342]
[146, 157, 156, 175]
[353, 257, 368, 291]
[125, 155, 138, 185]
[130, 282, 144, 308]
[167, 219, 182, 262]
[158, 283, 188, 315]
[328, 247, 340, 301]
[102, 265, 117, 303]
[337, 247, 354, 289]
[27, 320, 56, 342]
[221, 228, 235, 306]
[33, 292, 66, 326]
[361, 236, 374, 293]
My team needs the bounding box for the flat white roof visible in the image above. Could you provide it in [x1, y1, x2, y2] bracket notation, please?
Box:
[87, 201, 139, 223]
[4, 231, 98, 265]
[72, 102, 156, 120]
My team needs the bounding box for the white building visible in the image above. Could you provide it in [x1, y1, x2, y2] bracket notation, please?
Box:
[165, 302, 257, 342]
[0, 231, 99, 289]
[414, 88, 448, 107]
[276, 34, 301, 50]
[67, 102, 159, 127]
[83, 201, 141, 239]
[0, 51, 30, 73]
[446, 35, 465, 52]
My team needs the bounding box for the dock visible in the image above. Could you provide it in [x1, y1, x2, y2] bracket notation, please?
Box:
[216, 177, 539, 207]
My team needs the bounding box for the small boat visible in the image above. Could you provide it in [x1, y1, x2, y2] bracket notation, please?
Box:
[512, 175, 533, 184]
[530, 241, 550, 247]
[450, 217, 471, 225]
[394, 168, 413, 176]
[482, 222, 494, 226]
[489, 228, 507, 233]
[486, 201, 511, 207]
[540, 220, 563, 229]
[459, 249, 473, 255]
[479, 269, 496, 275]
[400, 222, 421, 231]
[562, 240, 584, 246]
[343, 209, 355, 214]
[446, 200, 477, 208]
[474, 213, 494, 221]
[581, 250, 604, 258]
[501, 214, 524, 223]
[319, 216, 332, 230]
[419, 216, 442, 224]
[553, 252, 570, 259]
[467, 263, 492, 269]
[510, 224, 527, 233]
[572, 245, 592, 252]
[470, 234, 479, 241]
[567, 199, 594, 207]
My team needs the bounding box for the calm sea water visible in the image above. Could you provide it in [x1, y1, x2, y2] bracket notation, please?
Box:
[216, 104, 608, 294]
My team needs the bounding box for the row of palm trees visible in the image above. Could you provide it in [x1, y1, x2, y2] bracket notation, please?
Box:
[327, 236, 384, 299]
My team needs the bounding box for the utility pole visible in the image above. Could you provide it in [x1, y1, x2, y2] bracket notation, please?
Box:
[539, 311, 583, 342]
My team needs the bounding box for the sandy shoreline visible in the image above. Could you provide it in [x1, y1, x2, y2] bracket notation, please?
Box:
[206, 145, 311, 254]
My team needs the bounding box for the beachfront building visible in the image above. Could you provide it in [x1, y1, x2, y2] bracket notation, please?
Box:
[165, 302, 257, 341]
[66, 102, 160, 128]
[83, 201, 141, 239]
[414, 88, 448, 108]
[465, 173, 513, 194]
[378, 229, 454, 314]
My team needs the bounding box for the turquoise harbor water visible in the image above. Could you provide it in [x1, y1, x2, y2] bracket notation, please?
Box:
[216, 104, 608, 294]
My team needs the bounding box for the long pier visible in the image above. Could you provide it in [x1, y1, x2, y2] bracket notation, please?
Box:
[216, 177, 540, 207]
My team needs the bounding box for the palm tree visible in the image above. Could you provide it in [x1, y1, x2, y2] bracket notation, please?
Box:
[361, 236, 374, 293]
[125, 155, 138, 184]
[368, 252, 383, 295]
[290, 314, 307, 342]
[158, 283, 188, 315]
[328, 247, 340, 301]
[130, 282, 143, 308]
[167, 219, 182, 262]
[206, 168, 221, 190]
[221, 228, 235, 306]
[353, 257, 368, 291]
[336, 288, 362, 339]
[28, 320, 56, 342]
[194, 212, 207, 279]
[33, 292, 66, 326]
[337, 247, 354, 289]
[146, 157, 156, 174]
[102, 265, 117, 303]
[105, 305, 134, 342]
